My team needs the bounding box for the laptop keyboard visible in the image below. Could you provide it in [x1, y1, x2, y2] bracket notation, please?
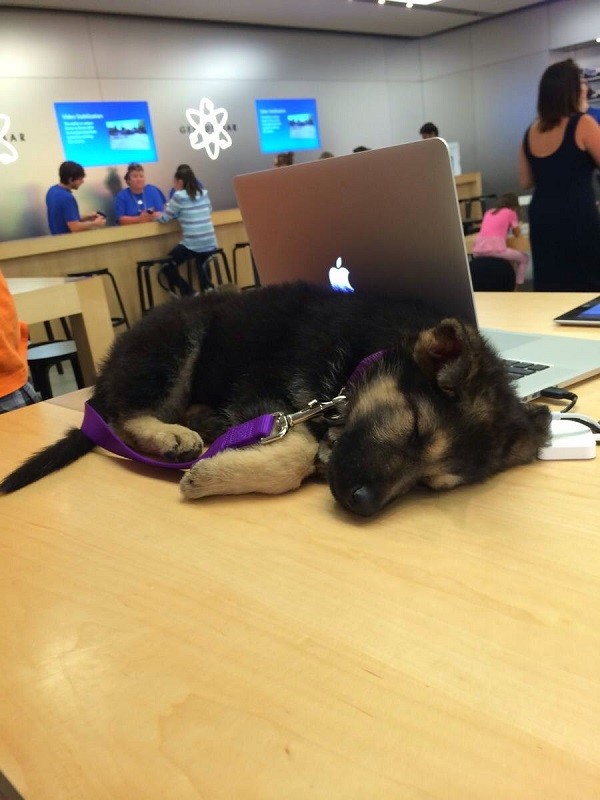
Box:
[502, 359, 550, 379]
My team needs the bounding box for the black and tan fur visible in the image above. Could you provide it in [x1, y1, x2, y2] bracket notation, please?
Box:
[0, 283, 550, 516]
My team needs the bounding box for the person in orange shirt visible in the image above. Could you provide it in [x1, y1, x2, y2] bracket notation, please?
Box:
[0, 271, 40, 413]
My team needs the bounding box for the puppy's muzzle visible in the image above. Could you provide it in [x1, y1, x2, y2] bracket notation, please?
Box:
[327, 426, 420, 517]
[344, 484, 381, 517]
[327, 443, 391, 518]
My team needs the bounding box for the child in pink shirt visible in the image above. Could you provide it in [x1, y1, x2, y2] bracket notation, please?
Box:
[472, 192, 529, 285]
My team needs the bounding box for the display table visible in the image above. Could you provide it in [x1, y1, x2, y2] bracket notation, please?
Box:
[7, 275, 114, 384]
[0, 292, 599, 800]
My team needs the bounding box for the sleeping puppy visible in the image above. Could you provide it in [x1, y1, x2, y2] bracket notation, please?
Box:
[0, 282, 550, 516]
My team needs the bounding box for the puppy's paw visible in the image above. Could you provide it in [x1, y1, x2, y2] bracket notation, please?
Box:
[156, 425, 204, 462]
[180, 461, 220, 499]
[180, 427, 319, 501]
[118, 416, 203, 462]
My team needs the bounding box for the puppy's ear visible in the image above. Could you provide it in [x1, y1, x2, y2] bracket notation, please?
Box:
[413, 318, 473, 396]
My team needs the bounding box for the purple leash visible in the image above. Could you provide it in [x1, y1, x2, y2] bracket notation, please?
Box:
[79, 349, 387, 471]
[81, 403, 276, 470]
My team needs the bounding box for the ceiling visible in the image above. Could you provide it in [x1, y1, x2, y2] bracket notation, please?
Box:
[3, 0, 552, 39]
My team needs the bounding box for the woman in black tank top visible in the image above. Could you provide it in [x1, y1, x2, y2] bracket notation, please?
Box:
[518, 59, 600, 291]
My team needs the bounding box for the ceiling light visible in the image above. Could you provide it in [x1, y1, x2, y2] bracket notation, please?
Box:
[385, 0, 441, 5]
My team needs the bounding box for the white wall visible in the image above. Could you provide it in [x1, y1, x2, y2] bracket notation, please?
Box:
[1, 0, 600, 241]
[419, 1, 600, 199]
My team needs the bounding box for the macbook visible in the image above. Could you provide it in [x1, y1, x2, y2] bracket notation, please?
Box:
[234, 139, 600, 401]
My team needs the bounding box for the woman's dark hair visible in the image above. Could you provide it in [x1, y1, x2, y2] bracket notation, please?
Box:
[174, 164, 201, 199]
[537, 59, 581, 132]
[492, 191, 519, 214]
[124, 162, 143, 184]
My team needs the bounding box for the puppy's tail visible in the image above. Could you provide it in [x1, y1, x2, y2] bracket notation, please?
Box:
[0, 428, 95, 494]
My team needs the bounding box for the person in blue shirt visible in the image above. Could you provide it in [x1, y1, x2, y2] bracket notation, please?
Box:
[46, 161, 107, 235]
[157, 164, 218, 296]
[114, 162, 166, 225]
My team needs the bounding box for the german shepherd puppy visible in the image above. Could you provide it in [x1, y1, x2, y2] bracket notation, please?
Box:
[0, 283, 550, 516]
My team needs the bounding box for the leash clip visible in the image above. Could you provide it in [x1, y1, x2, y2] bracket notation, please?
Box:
[260, 396, 348, 445]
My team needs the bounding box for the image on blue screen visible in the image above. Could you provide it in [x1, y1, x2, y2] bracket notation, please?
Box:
[54, 101, 158, 167]
[255, 98, 321, 154]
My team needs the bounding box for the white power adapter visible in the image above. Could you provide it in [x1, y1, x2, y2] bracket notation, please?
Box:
[537, 418, 597, 461]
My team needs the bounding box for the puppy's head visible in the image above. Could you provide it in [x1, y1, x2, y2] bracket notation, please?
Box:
[327, 318, 550, 517]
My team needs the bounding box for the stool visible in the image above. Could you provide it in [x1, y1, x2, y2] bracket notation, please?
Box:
[233, 242, 261, 289]
[202, 248, 232, 288]
[28, 341, 85, 400]
[67, 269, 130, 329]
[42, 317, 72, 375]
[469, 256, 516, 292]
[136, 259, 171, 313]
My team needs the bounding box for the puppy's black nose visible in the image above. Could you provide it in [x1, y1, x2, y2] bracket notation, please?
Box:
[349, 485, 379, 517]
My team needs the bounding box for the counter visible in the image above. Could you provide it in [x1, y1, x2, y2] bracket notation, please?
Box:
[0, 210, 250, 325]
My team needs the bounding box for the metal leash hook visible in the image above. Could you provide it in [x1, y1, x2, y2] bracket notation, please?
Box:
[260, 395, 348, 444]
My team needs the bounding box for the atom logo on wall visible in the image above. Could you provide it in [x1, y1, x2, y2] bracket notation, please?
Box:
[0, 114, 19, 165]
[186, 97, 232, 160]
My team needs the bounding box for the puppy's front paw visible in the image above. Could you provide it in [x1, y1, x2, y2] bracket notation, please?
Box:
[158, 425, 204, 462]
[180, 460, 220, 499]
[179, 426, 319, 501]
[118, 416, 204, 462]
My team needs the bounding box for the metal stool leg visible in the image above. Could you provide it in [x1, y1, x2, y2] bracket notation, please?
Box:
[105, 271, 130, 328]
[69, 353, 85, 390]
[67, 269, 129, 328]
[28, 361, 53, 401]
[233, 242, 260, 289]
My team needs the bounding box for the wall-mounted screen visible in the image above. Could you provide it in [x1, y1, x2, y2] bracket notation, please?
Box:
[53, 101, 158, 167]
[254, 98, 321, 154]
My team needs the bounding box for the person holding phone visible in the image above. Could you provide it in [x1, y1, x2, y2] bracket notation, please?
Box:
[46, 161, 107, 235]
[114, 162, 166, 225]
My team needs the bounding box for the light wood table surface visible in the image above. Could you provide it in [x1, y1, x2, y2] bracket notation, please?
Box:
[7, 276, 115, 385]
[0, 293, 599, 800]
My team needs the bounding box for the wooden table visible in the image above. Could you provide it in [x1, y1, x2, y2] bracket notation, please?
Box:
[7, 276, 115, 386]
[0, 293, 599, 800]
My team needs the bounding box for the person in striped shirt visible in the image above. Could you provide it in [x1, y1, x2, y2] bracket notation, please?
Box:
[157, 165, 218, 296]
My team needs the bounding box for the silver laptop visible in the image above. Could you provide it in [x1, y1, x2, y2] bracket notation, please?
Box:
[234, 139, 600, 401]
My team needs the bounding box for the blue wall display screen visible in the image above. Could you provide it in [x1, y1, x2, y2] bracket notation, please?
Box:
[254, 98, 321, 154]
[54, 101, 158, 167]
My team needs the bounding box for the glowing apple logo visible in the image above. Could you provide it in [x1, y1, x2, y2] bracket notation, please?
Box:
[328, 257, 354, 293]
